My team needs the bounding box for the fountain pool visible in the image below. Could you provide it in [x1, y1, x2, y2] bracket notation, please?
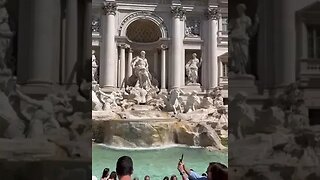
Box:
[92, 144, 227, 179]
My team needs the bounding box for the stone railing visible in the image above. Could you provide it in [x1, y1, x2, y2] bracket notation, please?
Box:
[298, 58, 320, 75]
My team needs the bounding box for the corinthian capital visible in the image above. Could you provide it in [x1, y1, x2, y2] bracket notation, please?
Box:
[171, 6, 186, 20]
[102, 1, 117, 15]
[207, 7, 221, 20]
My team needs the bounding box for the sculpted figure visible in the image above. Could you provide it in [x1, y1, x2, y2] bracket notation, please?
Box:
[92, 84, 103, 111]
[0, 0, 13, 70]
[92, 50, 98, 83]
[229, 92, 255, 139]
[131, 51, 153, 90]
[184, 91, 201, 113]
[185, 53, 201, 84]
[167, 88, 185, 114]
[229, 3, 259, 74]
[16, 88, 61, 138]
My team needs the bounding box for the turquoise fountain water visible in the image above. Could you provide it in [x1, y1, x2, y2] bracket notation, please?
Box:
[93, 144, 228, 179]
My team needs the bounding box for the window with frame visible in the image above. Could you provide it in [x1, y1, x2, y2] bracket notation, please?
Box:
[307, 24, 320, 59]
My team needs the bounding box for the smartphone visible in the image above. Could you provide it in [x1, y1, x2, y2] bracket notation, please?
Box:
[179, 154, 184, 162]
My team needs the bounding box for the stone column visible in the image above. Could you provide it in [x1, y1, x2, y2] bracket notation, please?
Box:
[127, 48, 133, 80]
[17, 0, 61, 89]
[161, 44, 168, 90]
[119, 44, 127, 88]
[153, 50, 159, 77]
[64, 0, 78, 84]
[100, 1, 117, 89]
[170, 5, 185, 89]
[207, 7, 220, 90]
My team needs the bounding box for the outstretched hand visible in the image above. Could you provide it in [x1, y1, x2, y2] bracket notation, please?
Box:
[177, 161, 185, 173]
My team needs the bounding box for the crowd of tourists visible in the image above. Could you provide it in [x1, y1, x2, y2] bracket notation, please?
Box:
[92, 156, 228, 180]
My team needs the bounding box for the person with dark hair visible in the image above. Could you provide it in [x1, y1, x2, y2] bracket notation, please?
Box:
[177, 161, 228, 180]
[170, 175, 177, 180]
[101, 168, 110, 180]
[163, 176, 169, 180]
[116, 156, 134, 180]
[108, 171, 117, 180]
[144, 175, 150, 180]
[201, 173, 207, 177]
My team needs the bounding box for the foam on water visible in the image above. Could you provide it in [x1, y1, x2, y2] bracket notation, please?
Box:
[95, 143, 204, 151]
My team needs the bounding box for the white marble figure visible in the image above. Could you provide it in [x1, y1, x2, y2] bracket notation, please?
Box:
[99, 89, 122, 110]
[229, 3, 259, 74]
[200, 96, 214, 109]
[0, 0, 13, 70]
[229, 92, 255, 139]
[92, 50, 98, 83]
[126, 86, 148, 104]
[185, 53, 201, 84]
[168, 88, 185, 114]
[16, 88, 62, 139]
[92, 84, 103, 111]
[131, 51, 153, 90]
[184, 91, 201, 113]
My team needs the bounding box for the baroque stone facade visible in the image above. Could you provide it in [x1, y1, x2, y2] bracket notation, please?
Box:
[92, 0, 228, 97]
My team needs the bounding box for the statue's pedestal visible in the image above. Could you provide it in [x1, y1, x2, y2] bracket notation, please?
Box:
[229, 74, 258, 97]
[182, 84, 202, 93]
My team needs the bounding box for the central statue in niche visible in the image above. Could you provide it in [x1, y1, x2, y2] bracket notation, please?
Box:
[127, 50, 158, 91]
[131, 51, 154, 91]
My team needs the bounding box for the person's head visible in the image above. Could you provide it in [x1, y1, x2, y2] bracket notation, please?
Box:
[140, 51, 146, 58]
[236, 3, 246, 16]
[144, 175, 150, 180]
[101, 168, 110, 178]
[170, 175, 177, 180]
[207, 162, 228, 180]
[108, 171, 117, 180]
[192, 53, 197, 58]
[116, 156, 133, 177]
[163, 176, 169, 180]
[202, 173, 207, 176]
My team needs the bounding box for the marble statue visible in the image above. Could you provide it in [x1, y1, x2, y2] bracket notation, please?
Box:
[184, 91, 201, 113]
[0, 0, 13, 70]
[16, 88, 62, 138]
[92, 84, 103, 111]
[92, 50, 98, 83]
[131, 51, 153, 90]
[229, 92, 255, 139]
[185, 53, 201, 84]
[200, 96, 214, 109]
[167, 88, 185, 114]
[229, 3, 259, 74]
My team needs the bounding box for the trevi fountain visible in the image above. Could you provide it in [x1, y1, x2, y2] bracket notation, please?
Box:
[92, 49, 228, 178]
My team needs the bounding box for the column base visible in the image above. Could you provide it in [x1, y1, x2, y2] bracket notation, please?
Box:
[18, 83, 54, 96]
[100, 86, 116, 93]
[229, 74, 258, 97]
[159, 89, 168, 94]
